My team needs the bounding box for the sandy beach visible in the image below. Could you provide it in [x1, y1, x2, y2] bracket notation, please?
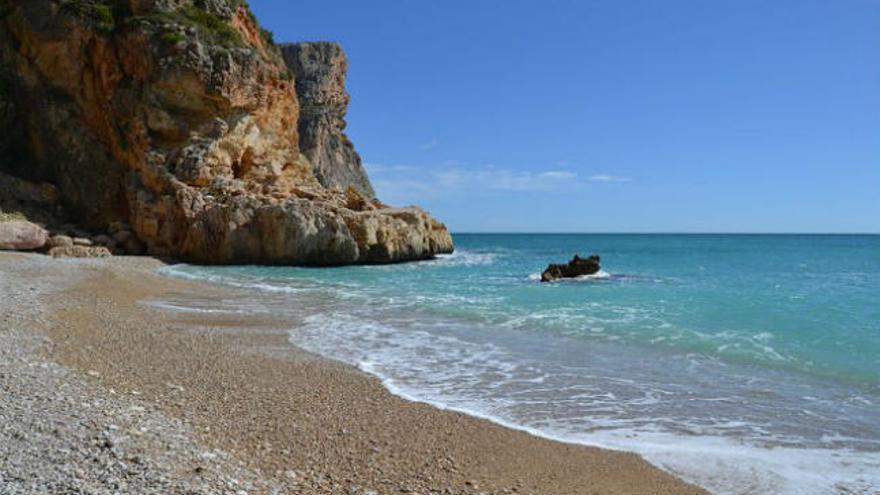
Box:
[0, 251, 707, 494]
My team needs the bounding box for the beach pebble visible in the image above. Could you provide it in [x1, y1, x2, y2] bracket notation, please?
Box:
[0, 254, 286, 495]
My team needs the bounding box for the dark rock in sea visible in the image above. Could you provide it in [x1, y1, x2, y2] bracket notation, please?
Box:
[541, 255, 601, 282]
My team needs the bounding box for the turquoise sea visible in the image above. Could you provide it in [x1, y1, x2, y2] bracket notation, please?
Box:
[157, 234, 880, 494]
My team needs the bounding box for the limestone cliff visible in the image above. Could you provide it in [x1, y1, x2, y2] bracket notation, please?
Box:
[0, 0, 452, 265]
[281, 42, 375, 199]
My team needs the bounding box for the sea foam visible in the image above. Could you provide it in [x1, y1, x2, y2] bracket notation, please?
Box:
[287, 311, 880, 495]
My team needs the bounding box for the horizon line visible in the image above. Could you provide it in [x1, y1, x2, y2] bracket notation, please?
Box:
[450, 232, 880, 235]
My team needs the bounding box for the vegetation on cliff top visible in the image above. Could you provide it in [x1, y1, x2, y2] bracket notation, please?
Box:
[57, 0, 251, 47]
[58, 0, 117, 34]
[177, 5, 242, 46]
[54, 0, 284, 71]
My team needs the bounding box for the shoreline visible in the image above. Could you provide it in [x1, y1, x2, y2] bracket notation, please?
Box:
[1, 252, 707, 494]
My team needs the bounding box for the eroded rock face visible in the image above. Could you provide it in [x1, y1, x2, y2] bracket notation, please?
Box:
[0, 0, 451, 265]
[280, 42, 375, 198]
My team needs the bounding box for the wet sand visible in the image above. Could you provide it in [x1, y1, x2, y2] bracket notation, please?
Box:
[3, 252, 708, 494]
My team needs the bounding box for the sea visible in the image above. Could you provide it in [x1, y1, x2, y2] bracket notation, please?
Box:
[155, 234, 880, 495]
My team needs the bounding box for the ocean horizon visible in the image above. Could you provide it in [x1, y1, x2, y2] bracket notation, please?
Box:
[155, 233, 880, 495]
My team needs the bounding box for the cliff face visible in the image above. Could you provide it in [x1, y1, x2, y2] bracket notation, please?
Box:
[0, 0, 452, 264]
[281, 42, 375, 199]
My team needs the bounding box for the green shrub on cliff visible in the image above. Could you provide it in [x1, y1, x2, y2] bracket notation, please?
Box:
[160, 31, 184, 45]
[93, 5, 114, 33]
[134, 6, 243, 49]
[59, 0, 118, 34]
[179, 6, 242, 47]
[260, 28, 274, 46]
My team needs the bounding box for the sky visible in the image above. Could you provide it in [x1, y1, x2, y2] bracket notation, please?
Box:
[250, 0, 880, 233]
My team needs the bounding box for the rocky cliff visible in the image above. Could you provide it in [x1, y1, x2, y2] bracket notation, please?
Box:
[0, 0, 452, 264]
[281, 42, 375, 199]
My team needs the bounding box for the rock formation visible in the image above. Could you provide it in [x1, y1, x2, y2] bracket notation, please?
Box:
[0, 0, 452, 265]
[281, 42, 375, 198]
[541, 255, 601, 282]
[0, 219, 48, 250]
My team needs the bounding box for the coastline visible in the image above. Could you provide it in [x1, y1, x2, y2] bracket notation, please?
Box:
[1, 252, 707, 494]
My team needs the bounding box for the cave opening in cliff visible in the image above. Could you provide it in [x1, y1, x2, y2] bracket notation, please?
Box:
[233, 148, 256, 179]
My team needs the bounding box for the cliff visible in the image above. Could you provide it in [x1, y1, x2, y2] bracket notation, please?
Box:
[0, 0, 452, 264]
[281, 42, 375, 199]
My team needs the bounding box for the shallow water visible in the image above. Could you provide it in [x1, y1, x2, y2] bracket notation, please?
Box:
[156, 234, 880, 494]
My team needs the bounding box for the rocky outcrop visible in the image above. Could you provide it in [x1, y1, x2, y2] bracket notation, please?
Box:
[280, 42, 375, 198]
[0, 0, 451, 265]
[0, 220, 48, 251]
[541, 255, 601, 282]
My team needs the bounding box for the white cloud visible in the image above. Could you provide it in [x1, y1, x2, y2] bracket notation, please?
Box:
[430, 167, 579, 192]
[368, 162, 631, 204]
[586, 174, 631, 182]
[539, 171, 577, 179]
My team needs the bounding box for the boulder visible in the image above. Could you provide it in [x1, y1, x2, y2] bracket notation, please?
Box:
[47, 235, 74, 248]
[541, 255, 601, 282]
[0, 220, 49, 250]
[49, 246, 112, 258]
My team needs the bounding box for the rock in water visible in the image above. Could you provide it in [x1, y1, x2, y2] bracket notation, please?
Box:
[541, 255, 601, 282]
[0, 2, 452, 265]
[0, 220, 48, 250]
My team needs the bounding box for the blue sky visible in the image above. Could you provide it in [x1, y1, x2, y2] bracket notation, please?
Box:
[250, 0, 880, 233]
